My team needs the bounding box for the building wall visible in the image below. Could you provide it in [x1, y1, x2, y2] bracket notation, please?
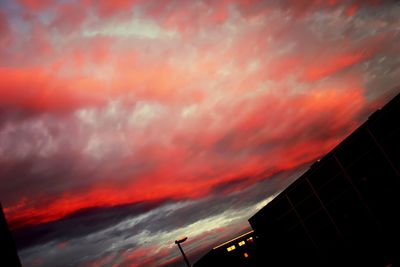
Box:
[193, 231, 257, 267]
[249, 94, 400, 267]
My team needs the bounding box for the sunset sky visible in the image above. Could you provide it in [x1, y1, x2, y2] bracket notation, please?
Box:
[0, 0, 399, 266]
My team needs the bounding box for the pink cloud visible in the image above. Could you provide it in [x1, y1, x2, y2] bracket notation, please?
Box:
[50, 2, 87, 34]
[0, 10, 11, 47]
[301, 52, 369, 81]
[17, 0, 54, 11]
[0, 68, 105, 112]
[1, 1, 399, 266]
[4, 85, 368, 229]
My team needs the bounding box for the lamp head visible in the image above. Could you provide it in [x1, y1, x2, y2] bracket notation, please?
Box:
[175, 236, 188, 244]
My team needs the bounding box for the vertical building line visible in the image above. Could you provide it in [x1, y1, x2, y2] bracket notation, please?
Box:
[334, 154, 381, 228]
[305, 177, 344, 240]
[365, 127, 400, 177]
[285, 194, 317, 249]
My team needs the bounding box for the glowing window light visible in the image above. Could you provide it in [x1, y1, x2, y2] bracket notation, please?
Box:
[238, 241, 245, 246]
[226, 245, 236, 252]
[244, 252, 249, 258]
[247, 237, 253, 242]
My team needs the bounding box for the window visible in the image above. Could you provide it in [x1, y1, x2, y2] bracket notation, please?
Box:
[226, 245, 236, 252]
[238, 241, 245, 246]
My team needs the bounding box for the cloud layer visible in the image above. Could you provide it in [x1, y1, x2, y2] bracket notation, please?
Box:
[0, 0, 399, 266]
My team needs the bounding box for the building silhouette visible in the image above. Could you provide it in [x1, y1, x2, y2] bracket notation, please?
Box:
[0, 203, 22, 267]
[193, 92, 400, 267]
[193, 231, 257, 267]
[249, 93, 400, 267]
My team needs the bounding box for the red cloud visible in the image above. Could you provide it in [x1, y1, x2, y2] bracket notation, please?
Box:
[301, 52, 370, 81]
[89, 0, 140, 18]
[0, 68, 105, 112]
[1, 2, 399, 266]
[346, 3, 360, 17]
[50, 2, 87, 34]
[0, 10, 11, 47]
[18, 0, 54, 11]
[4, 85, 368, 229]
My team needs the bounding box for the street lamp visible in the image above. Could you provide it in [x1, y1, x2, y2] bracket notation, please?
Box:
[175, 236, 191, 267]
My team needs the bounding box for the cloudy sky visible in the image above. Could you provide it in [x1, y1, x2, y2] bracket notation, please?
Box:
[0, 0, 399, 266]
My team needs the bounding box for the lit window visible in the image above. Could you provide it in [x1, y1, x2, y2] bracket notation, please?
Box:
[244, 252, 249, 258]
[238, 241, 245, 246]
[226, 245, 236, 252]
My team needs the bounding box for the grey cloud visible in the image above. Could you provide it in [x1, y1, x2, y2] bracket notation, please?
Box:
[15, 167, 303, 267]
[13, 199, 169, 250]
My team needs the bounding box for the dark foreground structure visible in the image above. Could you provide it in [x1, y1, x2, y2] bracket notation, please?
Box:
[0, 203, 22, 267]
[194, 93, 400, 267]
[193, 231, 257, 267]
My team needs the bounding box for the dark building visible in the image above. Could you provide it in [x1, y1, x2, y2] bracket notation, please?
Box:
[193, 231, 257, 267]
[193, 93, 400, 267]
[0, 203, 22, 267]
[249, 93, 400, 267]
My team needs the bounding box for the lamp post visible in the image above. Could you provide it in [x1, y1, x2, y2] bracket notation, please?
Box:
[175, 236, 191, 267]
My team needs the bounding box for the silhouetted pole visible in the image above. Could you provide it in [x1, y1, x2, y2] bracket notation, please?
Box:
[175, 237, 191, 267]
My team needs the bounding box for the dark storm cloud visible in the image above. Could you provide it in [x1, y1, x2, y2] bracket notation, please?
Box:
[15, 167, 303, 267]
[13, 199, 168, 250]
[1, 154, 83, 203]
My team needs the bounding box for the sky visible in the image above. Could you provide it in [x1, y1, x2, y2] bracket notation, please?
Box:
[0, 0, 399, 266]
